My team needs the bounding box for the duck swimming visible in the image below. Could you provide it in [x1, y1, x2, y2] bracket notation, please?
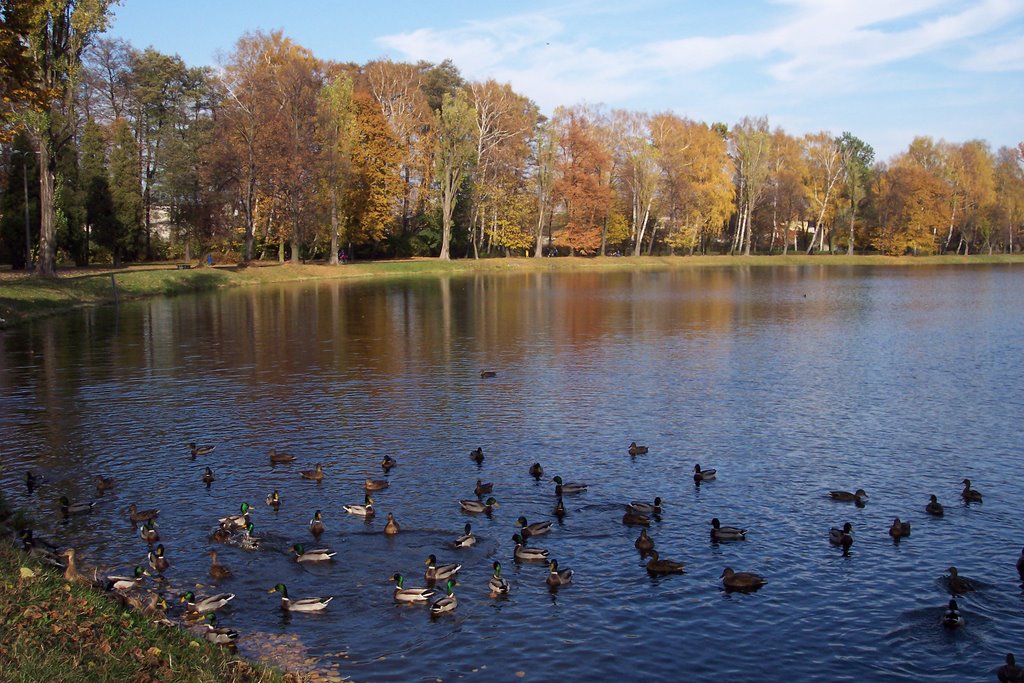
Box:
[202, 468, 215, 485]
[460, 497, 497, 514]
[59, 496, 95, 517]
[344, 494, 374, 516]
[628, 442, 649, 455]
[424, 554, 462, 582]
[128, 503, 159, 524]
[269, 448, 297, 463]
[292, 544, 336, 562]
[384, 512, 400, 535]
[946, 566, 975, 594]
[925, 494, 944, 516]
[942, 599, 964, 628]
[721, 567, 767, 592]
[309, 510, 326, 536]
[106, 565, 148, 591]
[470, 447, 484, 464]
[889, 518, 911, 540]
[209, 550, 233, 580]
[148, 544, 169, 572]
[829, 522, 854, 553]
[546, 559, 574, 587]
[475, 479, 494, 496]
[453, 523, 476, 548]
[961, 479, 983, 502]
[512, 533, 549, 562]
[628, 497, 662, 514]
[94, 475, 115, 492]
[622, 510, 651, 527]
[199, 614, 237, 645]
[139, 519, 160, 544]
[530, 462, 544, 479]
[430, 579, 458, 615]
[300, 463, 324, 481]
[646, 550, 685, 575]
[489, 561, 510, 596]
[189, 442, 215, 458]
[693, 464, 717, 482]
[218, 502, 252, 529]
[365, 478, 389, 491]
[268, 583, 333, 612]
[180, 591, 235, 614]
[710, 518, 747, 542]
[552, 476, 588, 495]
[516, 516, 552, 538]
[553, 496, 566, 519]
[829, 489, 868, 505]
[390, 573, 434, 603]
[380, 455, 397, 472]
[635, 528, 655, 552]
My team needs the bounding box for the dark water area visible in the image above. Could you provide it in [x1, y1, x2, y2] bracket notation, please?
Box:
[1, 265, 1022, 682]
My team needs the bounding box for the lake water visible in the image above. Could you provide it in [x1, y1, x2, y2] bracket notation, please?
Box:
[1, 265, 1023, 682]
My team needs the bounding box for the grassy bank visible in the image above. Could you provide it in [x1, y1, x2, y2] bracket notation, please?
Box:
[1, 254, 1021, 326]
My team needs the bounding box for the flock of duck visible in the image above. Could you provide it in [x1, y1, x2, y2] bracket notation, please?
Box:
[12, 437, 1024, 678]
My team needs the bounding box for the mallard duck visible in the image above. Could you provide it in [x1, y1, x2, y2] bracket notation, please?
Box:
[516, 516, 552, 538]
[365, 478, 389, 491]
[94, 475, 115, 492]
[546, 559, 573, 587]
[218, 502, 252, 529]
[343, 494, 374, 516]
[430, 579, 458, 615]
[61, 548, 83, 583]
[139, 519, 160, 544]
[450, 523, 476, 548]
[512, 533, 549, 562]
[829, 522, 854, 553]
[470, 447, 484, 464]
[424, 554, 462, 582]
[107, 565, 148, 591]
[946, 566, 975, 594]
[211, 526, 232, 543]
[292, 543, 336, 562]
[829, 489, 868, 504]
[268, 583, 333, 612]
[265, 490, 280, 510]
[693, 464, 717, 482]
[552, 476, 587, 495]
[26, 471, 42, 493]
[269, 448, 296, 463]
[1017, 548, 1024, 580]
[707, 517, 744, 541]
[475, 479, 494, 496]
[628, 442, 649, 455]
[942, 599, 964, 628]
[384, 512, 400, 535]
[961, 479, 983, 502]
[889, 517, 911, 539]
[300, 463, 324, 481]
[925, 494, 944, 516]
[180, 590, 235, 614]
[200, 613, 238, 645]
[202, 467, 215, 485]
[489, 561, 510, 596]
[460, 497, 497, 514]
[128, 503, 159, 523]
[59, 495, 95, 516]
[238, 522, 260, 550]
[635, 528, 655, 552]
[646, 550, 685, 575]
[380, 455, 397, 472]
[553, 496, 566, 519]
[390, 573, 434, 603]
[530, 462, 544, 479]
[622, 510, 650, 526]
[721, 567, 767, 592]
[997, 654, 1022, 683]
[480, 370, 497, 378]
[628, 497, 662, 514]
[209, 549, 233, 579]
[148, 543, 169, 572]
[189, 442, 216, 458]
[309, 510, 326, 536]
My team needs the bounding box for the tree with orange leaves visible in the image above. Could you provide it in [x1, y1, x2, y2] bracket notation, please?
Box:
[553, 107, 612, 255]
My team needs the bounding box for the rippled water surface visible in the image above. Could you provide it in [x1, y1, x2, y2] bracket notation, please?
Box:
[2, 265, 1023, 682]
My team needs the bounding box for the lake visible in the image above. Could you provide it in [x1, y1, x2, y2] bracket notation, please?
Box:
[1, 264, 1022, 682]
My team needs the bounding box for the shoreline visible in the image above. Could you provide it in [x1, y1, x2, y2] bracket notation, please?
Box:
[1, 254, 1020, 327]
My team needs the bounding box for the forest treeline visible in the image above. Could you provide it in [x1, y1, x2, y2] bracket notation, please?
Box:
[2, 3, 1023, 275]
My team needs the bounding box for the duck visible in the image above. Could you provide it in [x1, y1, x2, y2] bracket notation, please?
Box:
[628, 442, 649, 455]
[128, 503, 159, 524]
[384, 512, 400, 535]
[209, 549, 233, 580]
[268, 583, 333, 612]
[148, 543, 169, 572]
[480, 370, 497, 378]
[199, 613, 238, 645]
[942, 598, 964, 628]
[94, 475, 115, 492]
[189, 442, 216, 458]
[552, 476, 588, 495]
[292, 544, 336, 562]
[516, 516, 552, 538]
[265, 490, 281, 510]
[390, 573, 434, 603]
[470, 447, 484, 464]
[553, 496, 566, 519]
[139, 519, 160, 544]
[300, 463, 324, 480]
[513, 533, 549, 562]
[343, 494, 374, 516]
[106, 565, 148, 591]
[1018, 548, 1024, 581]
[829, 522, 854, 553]
[829, 489, 868, 505]
[530, 462, 544, 479]
[309, 510, 326, 536]
[622, 510, 650, 526]
[710, 518, 747, 541]
[22, 531, 64, 568]
[635, 528, 655, 552]
[645, 550, 685, 575]
[365, 478, 389, 491]
[961, 478, 983, 502]
[211, 526, 233, 543]
[180, 591, 235, 614]
[202, 467, 215, 485]
[889, 517, 912, 539]
[269, 448, 296, 463]
[475, 479, 494, 496]
[218, 502, 252, 529]
[430, 579, 458, 616]
[546, 559, 574, 587]
[489, 561, 510, 596]
[61, 548, 84, 583]
[925, 494, 944, 517]
[59, 496, 95, 517]
[459, 497, 497, 514]
[997, 654, 1022, 683]
[424, 554, 462, 582]
[238, 522, 260, 550]
[25, 470, 42, 493]
[452, 523, 476, 548]
[946, 566, 975, 594]
[693, 464, 717, 482]
[721, 567, 767, 592]
[628, 497, 662, 514]
[380, 455, 397, 472]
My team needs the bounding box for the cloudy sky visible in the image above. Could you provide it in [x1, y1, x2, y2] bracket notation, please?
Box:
[108, 0, 1023, 160]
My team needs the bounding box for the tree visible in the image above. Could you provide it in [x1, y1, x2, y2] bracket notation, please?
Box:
[992, 145, 1024, 252]
[317, 73, 356, 264]
[836, 132, 874, 255]
[552, 107, 612, 255]
[108, 117, 141, 264]
[434, 90, 476, 260]
[530, 118, 558, 257]
[612, 110, 659, 256]
[344, 90, 402, 249]
[802, 131, 845, 253]
[873, 157, 944, 255]
[0, 3, 47, 141]
[760, 128, 806, 254]
[729, 117, 771, 255]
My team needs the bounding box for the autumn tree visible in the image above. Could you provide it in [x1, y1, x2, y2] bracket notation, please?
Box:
[530, 118, 558, 257]
[992, 145, 1024, 252]
[612, 110, 659, 256]
[552, 107, 612, 255]
[872, 156, 945, 255]
[434, 90, 476, 260]
[836, 132, 874, 255]
[344, 90, 402, 249]
[802, 131, 845, 253]
[729, 117, 771, 255]
[317, 72, 356, 264]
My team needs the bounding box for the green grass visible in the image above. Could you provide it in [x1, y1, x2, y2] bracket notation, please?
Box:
[1, 254, 1021, 326]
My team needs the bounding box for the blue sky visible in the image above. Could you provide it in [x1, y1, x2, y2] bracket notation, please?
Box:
[108, 0, 1023, 160]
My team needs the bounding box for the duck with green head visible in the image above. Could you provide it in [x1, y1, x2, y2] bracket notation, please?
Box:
[106, 565, 148, 591]
[710, 518, 746, 542]
[292, 544, 336, 562]
[516, 516, 552, 538]
[344, 494, 374, 516]
[218, 502, 252, 529]
[425, 554, 461, 582]
[430, 579, 458, 615]
[59, 496, 95, 517]
[268, 583, 333, 611]
[552, 476, 587, 495]
[202, 467, 215, 485]
[453, 523, 476, 548]
[390, 573, 434, 603]
[489, 561, 510, 596]
[180, 590, 235, 614]
[139, 519, 160, 544]
[200, 613, 238, 645]
[189, 442, 216, 458]
[512, 533, 549, 562]
[148, 543, 169, 572]
[459, 497, 497, 514]
[546, 559, 574, 587]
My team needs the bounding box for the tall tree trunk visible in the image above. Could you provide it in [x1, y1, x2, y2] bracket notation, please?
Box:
[329, 190, 339, 265]
[35, 142, 57, 277]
